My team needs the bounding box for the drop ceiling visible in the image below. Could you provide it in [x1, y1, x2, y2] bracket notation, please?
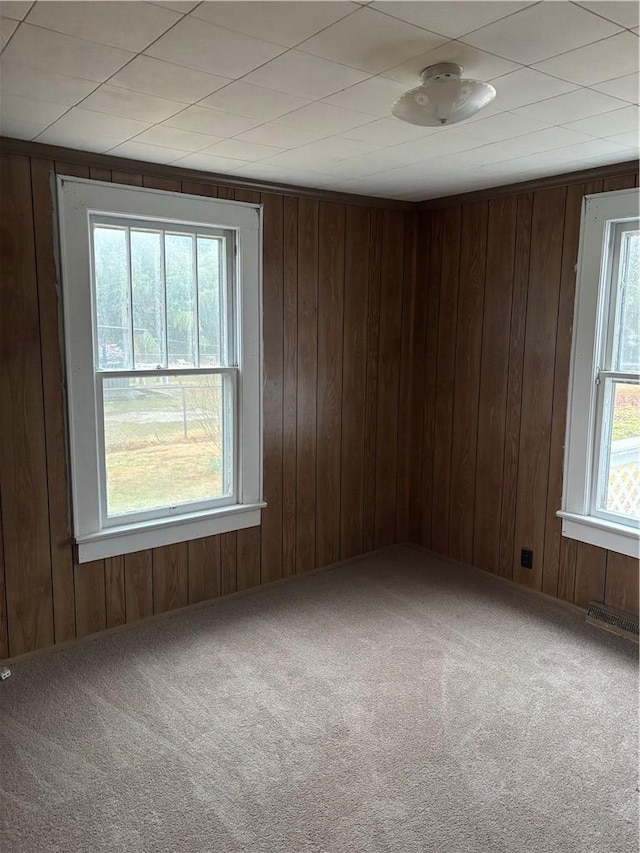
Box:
[0, 0, 638, 201]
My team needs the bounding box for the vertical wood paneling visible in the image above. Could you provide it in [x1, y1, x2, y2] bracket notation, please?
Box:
[188, 536, 221, 604]
[31, 157, 76, 643]
[340, 205, 370, 558]
[512, 186, 567, 590]
[431, 205, 462, 556]
[221, 532, 237, 595]
[282, 197, 298, 576]
[473, 196, 517, 574]
[296, 198, 319, 574]
[237, 527, 261, 591]
[111, 171, 143, 186]
[316, 202, 345, 566]
[363, 209, 383, 552]
[105, 557, 126, 629]
[153, 543, 188, 614]
[604, 553, 639, 616]
[497, 193, 533, 580]
[0, 499, 8, 660]
[124, 550, 153, 622]
[261, 193, 284, 583]
[0, 154, 54, 656]
[420, 211, 441, 549]
[374, 211, 404, 548]
[573, 543, 607, 610]
[397, 213, 425, 544]
[74, 560, 106, 638]
[557, 539, 578, 603]
[542, 180, 603, 597]
[449, 201, 488, 564]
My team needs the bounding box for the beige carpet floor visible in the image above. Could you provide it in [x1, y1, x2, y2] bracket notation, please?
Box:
[1, 547, 638, 853]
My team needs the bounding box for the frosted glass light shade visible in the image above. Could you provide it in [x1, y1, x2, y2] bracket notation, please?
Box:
[392, 63, 496, 127]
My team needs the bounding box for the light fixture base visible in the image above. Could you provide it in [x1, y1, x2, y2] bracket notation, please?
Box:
[421, 63, 463, 81]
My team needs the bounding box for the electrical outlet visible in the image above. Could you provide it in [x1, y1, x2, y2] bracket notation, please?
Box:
[520, 548, 533, 569]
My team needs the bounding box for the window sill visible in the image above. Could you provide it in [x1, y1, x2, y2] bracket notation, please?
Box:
[75, 502, 266, 563]
[557, 510, 639, 559]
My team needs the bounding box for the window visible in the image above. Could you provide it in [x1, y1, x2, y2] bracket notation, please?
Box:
[57, 177, 263, 562]
[560, 187, 639, 559]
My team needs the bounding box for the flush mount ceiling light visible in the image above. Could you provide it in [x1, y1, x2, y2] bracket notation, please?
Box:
[392, 63, 496, 127]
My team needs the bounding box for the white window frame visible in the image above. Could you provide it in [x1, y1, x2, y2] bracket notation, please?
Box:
[559, 187, 639, 559]
[57, 176, 264, 563]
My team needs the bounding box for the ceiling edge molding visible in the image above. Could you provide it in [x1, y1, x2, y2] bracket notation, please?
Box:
[0, 136, 414, 210]
[1, 137, 637, 210]
[416, 159, 639, 210]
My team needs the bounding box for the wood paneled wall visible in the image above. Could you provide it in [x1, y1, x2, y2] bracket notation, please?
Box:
[1, 144, 637, 661]
[414, 170, 639, 616]
[0, 151, 413, 659]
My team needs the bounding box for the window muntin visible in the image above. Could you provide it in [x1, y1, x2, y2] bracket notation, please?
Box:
[57, 177, 263, 563]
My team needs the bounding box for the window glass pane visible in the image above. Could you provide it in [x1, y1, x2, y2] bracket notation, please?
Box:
[131, 229, 165, 369]
[102, 374, 233, 517]
[165, 233, 196, 367]
[599, 379, 640, 521]
[197, 236, 225, 366]
[93, 226, 132, 370]
[614, 229, 639, 372]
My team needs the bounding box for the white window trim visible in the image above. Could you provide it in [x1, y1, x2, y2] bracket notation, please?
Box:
[56, 176, 264, 563]
[559, 187, 639, 559]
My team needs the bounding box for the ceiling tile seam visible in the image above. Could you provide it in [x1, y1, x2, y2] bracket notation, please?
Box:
[0, 1, 32, 24]
[369, 0, 544, 42]
[569, 0, 639, 33]
[459, 25, 630, 68]
[186, 0, 363, 51]
[0, 16, 21, 53]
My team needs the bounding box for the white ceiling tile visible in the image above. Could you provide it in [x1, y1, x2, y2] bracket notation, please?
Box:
[0, 114, 48, 138]
[318, 151, 400, 178]
[298, 7, 447, 73]
[80, 85, 184, 123]
[1, 92, 67, 125]
[591, 73, 640, 104]
[490, 68, 579, 111]
[461, 2, 622, 64]
[498, 125, 594, 155]
[456, 112, 550, 142]
[282, 136, 382, 162]
[198, 83, 310, 121]
[165, 105, 260, 136]
[0, 1, 31, 21]
[2, 23, 134, 81]
[145, 15, 284, 78]
[0, 60, 96, 105]
[203, 139, 285, 162]
[576, 2, 639, 29]
[106, 140, 187, 163]
[27, 1, 181, 52]
[432, 139, 537, 169]
[276, 102, 373, 133]
[150, 1, 199, 11]
[343, 117, 434, 145]
[235, 123, 328, 148]
[532, 31, 639, 86]
[384, 131, 479, 164]
[607, 130, 639, 148]
[131, 125, 223, 151]
[171, 152, 248, 172]
[542, 138, 631, 163]
[562, 105, 640, 137]
[242, 50, 370, 99]
[321, 76, 408, 116]
[371, 2, 535, 39]
[382, 40, 519, 86]
[233, 162, 334, 187]
[109, 56, 230, 104]
[515, 88, 630, 124]
[0, 15, 17, 47]
[41, 108, 150, 145]
[190, 1, 356, 48]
